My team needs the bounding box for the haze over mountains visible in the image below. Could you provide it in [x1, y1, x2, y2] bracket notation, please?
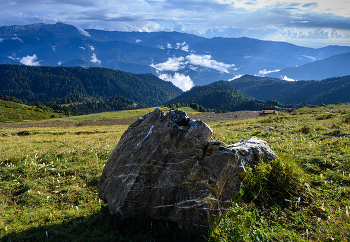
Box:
[1, 22, 350, 91]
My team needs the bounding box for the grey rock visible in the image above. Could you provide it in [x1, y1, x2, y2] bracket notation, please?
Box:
[98, 108, 246, 232]
[228, 136, 277, 167]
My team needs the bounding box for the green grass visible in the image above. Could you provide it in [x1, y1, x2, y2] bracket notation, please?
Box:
[60, 107, 169, 123]
[1, 103, 350, 241]
[61, 106, 200, 123]
[0, 100, 200, 124]
[0, 100, 66, 123]
[209, 103, 350, 241]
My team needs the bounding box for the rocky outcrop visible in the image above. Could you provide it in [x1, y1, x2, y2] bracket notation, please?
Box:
[98, 108, 246, 232]
[228, 136, 277, 167]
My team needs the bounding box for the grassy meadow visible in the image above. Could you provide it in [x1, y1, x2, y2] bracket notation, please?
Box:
[1, 104, 350, 241]
[0, 100, 66, 123]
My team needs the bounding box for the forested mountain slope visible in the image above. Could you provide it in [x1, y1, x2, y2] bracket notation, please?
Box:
[218, 75, 350, 105]
[0, 64, 182, 106]
[169, 83, 270, 111]
[267, 52, 350, 81]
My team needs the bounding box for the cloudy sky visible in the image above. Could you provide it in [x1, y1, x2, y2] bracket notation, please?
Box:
[1, 0, 350, 48]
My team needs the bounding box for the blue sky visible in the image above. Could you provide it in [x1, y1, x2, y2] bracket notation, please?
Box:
[1, 0, 350, 48]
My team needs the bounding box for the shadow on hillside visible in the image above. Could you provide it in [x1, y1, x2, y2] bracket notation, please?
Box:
[1, 205, 209, 242]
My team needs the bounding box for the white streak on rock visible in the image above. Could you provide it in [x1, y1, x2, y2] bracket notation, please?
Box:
[137, 125, 154, 147]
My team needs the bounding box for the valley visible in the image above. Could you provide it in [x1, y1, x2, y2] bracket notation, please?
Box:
[1, 22, 350, 89]
[1, 104, 350, 241]
[1, 21, 350, 242]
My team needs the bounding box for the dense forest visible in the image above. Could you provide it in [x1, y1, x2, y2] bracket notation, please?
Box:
[2, 65, 349, 115]
[0, 93, 147, 116]
[0, 94, 218, 116]
[222, 75, 350, 105]
[168, 83, 291, 112]
[0, 64, 182, 106]
[164, 102, 228, 113]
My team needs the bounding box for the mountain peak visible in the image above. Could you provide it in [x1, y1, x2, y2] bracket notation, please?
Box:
[0, 22, 83, 38]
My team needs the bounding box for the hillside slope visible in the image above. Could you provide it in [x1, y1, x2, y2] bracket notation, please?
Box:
[218, 75, 350, 105]
[267, 52, 350, 81]
[169, 83, 268, 111]
[0, 64, 182, 106]
[0, 99, 65, 122]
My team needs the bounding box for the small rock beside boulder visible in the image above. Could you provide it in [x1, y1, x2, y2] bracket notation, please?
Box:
[228, 136, 277, 167]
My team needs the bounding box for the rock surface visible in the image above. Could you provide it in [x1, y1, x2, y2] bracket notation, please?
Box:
[98, 108, 246, 232]
[228, 136, 277, 167]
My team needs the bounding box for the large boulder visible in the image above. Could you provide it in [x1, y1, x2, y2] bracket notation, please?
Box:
[98, 108, 246, 232]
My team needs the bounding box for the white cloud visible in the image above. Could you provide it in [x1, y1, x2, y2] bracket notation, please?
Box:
[1, 0, 350, 49]
[282, 76, 297, 81]
[279, 27, 350, 41]
[175, 42, 190, 52]
[79, 47, 86, 50]
[12, 34, 23, 42]
[158, 73, 194, 91]
[151, 54, 237, 73]
[185, 54, 236, 73]
[167, 43, 172, 49]
[189, 65, 198, 71]
[229, 75, 243, 81]
[75, 25, 91, 37]
[181, 45, 189, 52]
[8, 56, 18, 61]
[52, 46, 56, 51]
[136, 39, 141, 42]
[258, 69, 280, 75]
[88, 45, 95, 51]
[150, 56, 186, 71]
[19, 54, 40, 66]
[157, 45, 165, 50]
[300, 55, 317, 62]
[58, 61, 62, 65]
[0, 38, 3, 43]
[91, 53, 101, 64]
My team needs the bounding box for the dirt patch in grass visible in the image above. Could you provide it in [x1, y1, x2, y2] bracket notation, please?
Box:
[188, 111, 262, 123]
[0, 120, 76, 129]
[76, 118, 136, 126]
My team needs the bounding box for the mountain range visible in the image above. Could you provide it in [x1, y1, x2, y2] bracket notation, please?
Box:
[1, 64, 349, 113]
[215, 75, 350, 105]
[1, 22, 350, 90]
